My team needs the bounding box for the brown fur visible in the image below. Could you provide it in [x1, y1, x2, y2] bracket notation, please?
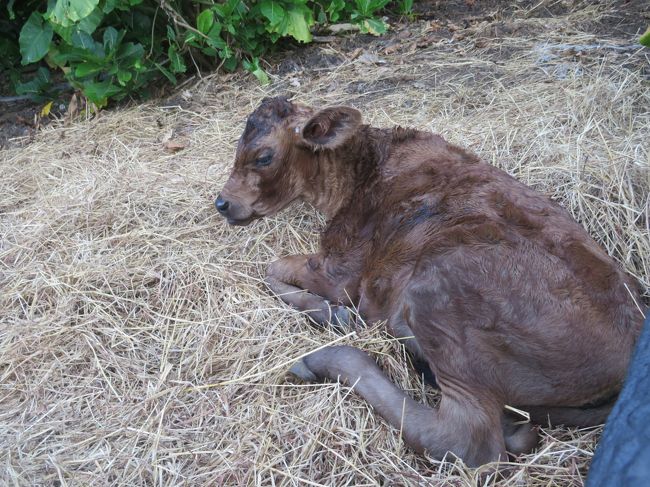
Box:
[217, 97, 644, 467]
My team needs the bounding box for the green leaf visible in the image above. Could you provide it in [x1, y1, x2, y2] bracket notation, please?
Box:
[51, 22, 74, 44]
[16, 67, 51, 99]
[355, 0, 371, 16]
[185, 32, 198, 45]
[640, 27, 650, 47]
[166, 25, 176, 42]
[326, 0, 346, 22]
[223, 0, 242, 17]
[50, 0, 101, 27]
[71, 30, 95, 49]
[197, 9, 214, 35]
[222, 55, 238, 72]
[50, 44, 102, 65]
[361, 18, 388, 35]
[355, 0, 389, 16]
[200, 46, 218, 56]
[102, 0, 116, 14]
[221, 45, 234, 59]
[75, 61, 104, 77]
[155, 62, 177, 84]
[117, 70, 132, 86]
[371, 0, 390, 10]
[7, 0, 16, 20]
[243, 58, 269, 85]
[251, 67, 269, 84]
[19, 13, 54, 65]
[103, 26, 119, 53]
[285, 4, 314, 43]
[207, 23, 226, 49]
[117, 42, 144, 63]
[212, 5, 226, 18]
[260, 1, 286, 27]
[77, 6, 103, 34]
[168, 45, 186, 73]
[82, 79, 122, 106]
[399, 0, 414, 14]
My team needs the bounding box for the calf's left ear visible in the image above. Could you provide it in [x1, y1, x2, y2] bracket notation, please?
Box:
[299, 106, 362, 150]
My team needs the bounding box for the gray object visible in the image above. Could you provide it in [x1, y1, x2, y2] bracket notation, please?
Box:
[587, 309, 650, 487]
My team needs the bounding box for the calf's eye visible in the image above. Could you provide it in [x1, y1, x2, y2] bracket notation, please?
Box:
[255, 154, 273, 167]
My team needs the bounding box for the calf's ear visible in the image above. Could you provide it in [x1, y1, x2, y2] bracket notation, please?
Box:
[300, 107, 362, 150]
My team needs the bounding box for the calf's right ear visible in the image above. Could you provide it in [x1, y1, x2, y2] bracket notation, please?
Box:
[299, 106, 362, 150]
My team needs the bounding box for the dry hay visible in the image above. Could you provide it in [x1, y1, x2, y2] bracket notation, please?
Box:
[1, 1, 649, 486]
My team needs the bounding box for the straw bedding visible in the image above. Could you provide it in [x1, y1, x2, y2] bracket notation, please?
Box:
[1, 1, 648, 485]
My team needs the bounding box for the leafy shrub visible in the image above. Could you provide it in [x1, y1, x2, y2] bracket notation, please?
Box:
[640, 27, 650, 47]
[5, 0, 398, 107]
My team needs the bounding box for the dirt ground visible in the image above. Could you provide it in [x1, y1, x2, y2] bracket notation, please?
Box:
[1, 1, 649, 485]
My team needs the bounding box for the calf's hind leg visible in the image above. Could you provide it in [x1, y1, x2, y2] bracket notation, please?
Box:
[290, 345, 508, 467]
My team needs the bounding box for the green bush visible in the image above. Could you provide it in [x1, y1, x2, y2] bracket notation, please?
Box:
[4, 0, 402, 107]
[640, 27, 650, 47]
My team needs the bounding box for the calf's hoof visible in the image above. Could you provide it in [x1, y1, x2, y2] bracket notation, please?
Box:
[505, 423, 539, 456]
[289, 357, 319, 382]
[331, 305, 353, 329]
[307, 304, 353, 330]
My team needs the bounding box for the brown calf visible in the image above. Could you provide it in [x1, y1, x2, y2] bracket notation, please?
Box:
[216, 97, 643, 467]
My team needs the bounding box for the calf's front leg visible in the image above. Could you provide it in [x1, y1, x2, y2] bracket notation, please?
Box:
[265, 255, 352, 327]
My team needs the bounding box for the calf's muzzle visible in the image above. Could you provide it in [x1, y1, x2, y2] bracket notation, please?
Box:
[215, 194, 230, 214]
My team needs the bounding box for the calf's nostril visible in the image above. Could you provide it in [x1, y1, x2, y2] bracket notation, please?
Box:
[215, 195, 230, 213]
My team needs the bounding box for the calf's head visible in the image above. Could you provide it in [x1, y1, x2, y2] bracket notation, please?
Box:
[216, 97, 362, 225]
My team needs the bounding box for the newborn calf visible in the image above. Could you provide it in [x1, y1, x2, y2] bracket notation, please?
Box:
[216, 97, 643, 467]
